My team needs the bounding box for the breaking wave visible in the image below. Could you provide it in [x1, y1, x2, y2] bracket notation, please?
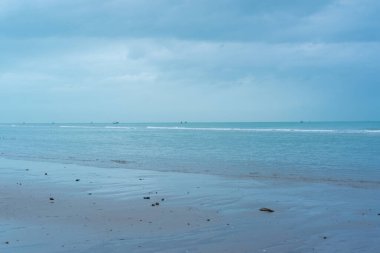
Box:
[146, 126, 380, 134]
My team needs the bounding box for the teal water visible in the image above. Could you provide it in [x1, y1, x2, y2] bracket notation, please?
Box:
[0, 122, 379, 183]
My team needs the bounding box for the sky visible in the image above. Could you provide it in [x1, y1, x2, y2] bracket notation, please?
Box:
[0, 0, 379, 122]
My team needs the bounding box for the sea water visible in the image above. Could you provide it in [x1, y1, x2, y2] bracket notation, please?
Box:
[0, 122, 379, 183]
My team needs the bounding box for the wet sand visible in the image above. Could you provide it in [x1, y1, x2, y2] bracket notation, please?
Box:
[0, 158, 379, 253]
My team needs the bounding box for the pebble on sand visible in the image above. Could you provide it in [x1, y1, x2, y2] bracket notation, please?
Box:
[259, 208, 274, 213]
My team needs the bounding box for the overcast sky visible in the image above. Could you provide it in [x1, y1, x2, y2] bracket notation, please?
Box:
[0, 0, 379, 122]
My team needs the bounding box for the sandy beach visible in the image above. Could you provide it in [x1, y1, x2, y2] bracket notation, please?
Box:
[0, 158, 379, 253]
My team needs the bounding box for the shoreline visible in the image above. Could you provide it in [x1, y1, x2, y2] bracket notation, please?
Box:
[1, 158, 379, 252]
[1, 155, 379, 189]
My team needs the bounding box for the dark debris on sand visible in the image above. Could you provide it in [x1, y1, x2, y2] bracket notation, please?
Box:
[259, 207, 274, 213]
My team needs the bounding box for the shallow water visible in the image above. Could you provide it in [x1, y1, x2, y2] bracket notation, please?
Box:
[0, 122, 379, 183]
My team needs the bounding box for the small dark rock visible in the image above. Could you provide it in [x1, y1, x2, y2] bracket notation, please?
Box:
[49, 197, 55, 201]
[155, 202, 160, 206]
[88, 193, 92, 195]
[5, 241, 9, 244]
[260, 208, 274, 213]
[161, 198, 165, 201]
[323, 236, 327, 240]
[206, 219, 210, 222]
[143, 197, 150, 200]
[25, 169, 29, 171]
[151, 204, 155, 207]
[377, 213, 380, 216]
[111, 160, 128, 164]
[75, 179, 80, 182]
[45, 173, 48, 175]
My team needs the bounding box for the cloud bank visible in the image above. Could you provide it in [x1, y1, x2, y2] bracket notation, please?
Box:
[0, 0, 379, 122]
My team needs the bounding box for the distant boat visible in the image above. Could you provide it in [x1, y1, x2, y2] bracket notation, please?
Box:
[112, 122, 120, 124]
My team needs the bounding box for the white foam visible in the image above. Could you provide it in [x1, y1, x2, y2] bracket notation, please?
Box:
[146, 126, 380, 134]
[59, 125, 136, 130]
[59, 125, 99, 129]
[104, 126, 136, 129]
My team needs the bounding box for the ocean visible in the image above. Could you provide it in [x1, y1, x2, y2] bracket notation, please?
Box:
[1, 122, 379, 184]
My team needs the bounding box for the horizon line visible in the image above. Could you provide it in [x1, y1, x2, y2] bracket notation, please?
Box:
[1, 120, 380, 124]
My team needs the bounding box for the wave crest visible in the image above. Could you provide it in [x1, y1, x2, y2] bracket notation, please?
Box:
[146, 126, 380, 134]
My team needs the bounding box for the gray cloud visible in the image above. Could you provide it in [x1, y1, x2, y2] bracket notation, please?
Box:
[3, 0, 375, 42]
[0, 0, 379, 122]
